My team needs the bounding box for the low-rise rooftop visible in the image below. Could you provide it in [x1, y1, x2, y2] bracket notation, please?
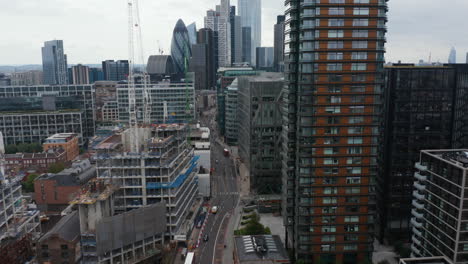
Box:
[69, 178, 118, 205]
[234, 235, 289, 264]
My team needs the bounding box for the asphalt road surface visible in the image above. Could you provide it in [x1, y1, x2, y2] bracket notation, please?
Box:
[195, 110, 239, 264]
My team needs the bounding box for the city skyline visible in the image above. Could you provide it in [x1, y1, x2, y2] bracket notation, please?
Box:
[0, 0, 466, 65]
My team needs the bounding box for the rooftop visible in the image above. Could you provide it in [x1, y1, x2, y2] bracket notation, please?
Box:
[423, 149, 468, 169]
[69, 178, 118, 205]
[39, 210, 80, 242]
[234, 235, 289, 263]
[36, 159, 96, 186]
[44, 133, 78, 143]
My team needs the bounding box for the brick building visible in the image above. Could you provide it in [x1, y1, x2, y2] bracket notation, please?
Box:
[43, 133, 79, 162]
[34, 159, 96, 213]
[5, 148, 67, 174]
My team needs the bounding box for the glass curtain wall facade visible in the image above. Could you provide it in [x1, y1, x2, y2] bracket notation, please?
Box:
[42, 40, 68, 85]
[238, 0, 261, 66]
[171, 19, 192, 75]
[282, 0, 388, 263]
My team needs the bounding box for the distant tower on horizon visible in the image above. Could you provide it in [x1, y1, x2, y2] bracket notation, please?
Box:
[186, 22, 197, 46]
[466, 52, 468, 64]
[238, 0, 261, 66]
[42, 40, 68, 85]
[448, 47, 457, 63]
[170, 19, 192, 74]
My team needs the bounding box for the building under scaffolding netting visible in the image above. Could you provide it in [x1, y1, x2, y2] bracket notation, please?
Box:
[94, 124, 199, 237]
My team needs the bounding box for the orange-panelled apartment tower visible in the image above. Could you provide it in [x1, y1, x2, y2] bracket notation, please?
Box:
[281, 0, 388, 263]
[43, 133, 79, 162]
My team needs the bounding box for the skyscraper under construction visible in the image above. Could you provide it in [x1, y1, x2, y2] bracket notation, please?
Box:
[281, 0, 388, 263]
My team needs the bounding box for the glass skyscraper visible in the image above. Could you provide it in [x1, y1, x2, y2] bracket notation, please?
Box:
[282, 0, 388, 263]
[238, 0, 261, 66]
[170, 19, 192, 74]
[41, 40, 68, 85]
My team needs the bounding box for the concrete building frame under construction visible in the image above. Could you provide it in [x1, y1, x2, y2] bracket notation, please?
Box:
[95, 124, 199, 237]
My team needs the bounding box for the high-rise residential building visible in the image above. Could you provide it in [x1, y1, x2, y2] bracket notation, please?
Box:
[89, 67, 105, 83]
[409, 150, 468, 263]
[282, 1, 388, 263]
[230, 6, 243, 64]
[10, 71, 43, 86]
[256, 47, 274, 71]
[171, 19, 192, 75]
[187, 22, 197, 45]
[237, 73, 284, 194]
[218, 0, 232, 67]
[449, 47, 457, 63]
[42, 40, 68, 85]
[71, 64, 90, 84]
[378, 64, 468, 242]
[242, 27, 252, 64]
[198, 28, 216, 90]
[238, 0, 261, 66]
[274, 15, 286, 72]
[102, 60, 129, 81]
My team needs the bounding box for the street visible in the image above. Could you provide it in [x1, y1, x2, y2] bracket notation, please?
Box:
[195, 109, 240, 264]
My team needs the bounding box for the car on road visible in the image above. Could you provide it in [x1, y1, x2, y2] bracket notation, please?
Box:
[203, 234, 209, 241]
[211, 206, 218, 214]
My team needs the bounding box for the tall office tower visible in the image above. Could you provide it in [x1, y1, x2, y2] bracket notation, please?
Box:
[42, 40, 68, 85]
[448, 47, 457, 63]
[410, 150, 468, 263]
[238, 0, 261, 66]
[190, 44, 208, 90]
[256, 47, 274, 70]
[198, 28, 216, 90]
[377, 64, 468, 242]
[205, 9, 220, 71]
[242, 27, 252, 64]
[274, 15, 286, 72]
[88, 68, 104, 83]
[281, 1, 388, 263]
[171, 19, 192, 74]
[230, 6, 243, 64]
[71, 64, 90, 84]
[102, 60, 129, 81]
[218, 0, 232, 67]
[187, 22, 197, 45]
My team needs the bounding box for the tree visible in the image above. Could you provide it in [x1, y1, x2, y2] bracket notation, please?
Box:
[48, 162, 65, 173]
[5, 143, 42, 154]
[234, 214, 271, 236]
[5, 144, 18, 154]
[22, 173, 39, 193]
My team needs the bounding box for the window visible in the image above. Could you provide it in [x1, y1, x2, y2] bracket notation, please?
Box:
[349, 117, 364, 124]
[324, 176, 338, 183]
[346, 187, 361, 194]
[322, 226, 337, 232]
[329, 19, 345, 26]
[328, 75, 343, 82]
[330, 0, 345, 3]
[352, 41, 368, 49]
[345, 216, 360, 222]
[352, 74, 367, 82]
[346, 177, 361, 184]
[324, 158, 339, 165]
[352, 52, 368, 60]
[347, 157, 362, 164]
[344, 225, 359, 232]
[353, 19, 369, 26]
[347, 147, 362, 154]
[327, 63, 343, 71]
[323, 197, 337, 204]
[327, 116, 340, 124]
[350, 86, 366, 92]
[348, 137, 363, 144]
[322, 235, 336, 242]
[325, 106, 341, 113]
[345, 234, 359, 241]
[353, 8, 369, 15]
[350, 106, 365, 113]
[324, 187, 338, 194]
[328, 41, 344, 49]
[323, 207, 337, 213]
[344, 244, 358, 250]
[348, 126, 363, 134]
[321, 245, 336, 251]
[325, 127, 340, 134]
[351, 63, 367, 71]
[329, 7, 345, 15]
[355, 0, 370, 3]
[328, 52, 343, 60]
[316, 7, 321, 15]
[352, 30, 368, 37]
[324, 137, 340, 144]
[328, 30, 344, 38]
[328, 85, 342, 92]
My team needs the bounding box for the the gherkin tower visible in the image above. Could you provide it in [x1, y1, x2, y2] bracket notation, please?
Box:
[170, 19, 192, 74]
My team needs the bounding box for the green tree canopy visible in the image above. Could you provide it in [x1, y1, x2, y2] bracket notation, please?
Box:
[48, 162, 66, 174]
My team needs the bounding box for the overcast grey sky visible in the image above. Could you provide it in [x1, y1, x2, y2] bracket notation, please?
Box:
[0, 0, 466, 65]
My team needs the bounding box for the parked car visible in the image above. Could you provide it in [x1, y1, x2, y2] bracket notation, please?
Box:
[203, 234, 209, 241]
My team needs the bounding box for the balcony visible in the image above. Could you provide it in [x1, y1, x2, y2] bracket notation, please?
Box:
[412, 209, 424, 219]
[413, 181, 426, 192]
[411, 217, 423, 228]
[412, 227, 422, 237]
[411, 244, 421, 256]
[413, 190, 425, 200]
[415, 162, 427, 172]
[412, 235, 422, 246]
[412, 200, 424, 210]
[414, 172, 427, 181]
